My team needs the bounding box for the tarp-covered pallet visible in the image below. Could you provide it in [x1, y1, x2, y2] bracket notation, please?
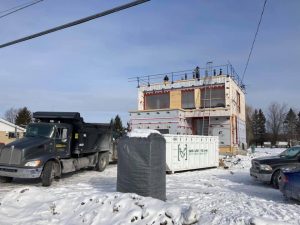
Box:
[117, 130, 166, 201]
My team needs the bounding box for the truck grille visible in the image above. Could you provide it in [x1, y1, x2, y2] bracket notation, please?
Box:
[252, 161, 260, 170]
[0, 167, 17, 173]
[0, 147, 22, 165]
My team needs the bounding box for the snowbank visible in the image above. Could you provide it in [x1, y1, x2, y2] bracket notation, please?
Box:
[127, 129, 160, 138]
[0, 187, 198, 225]
[249, 217, 291, 225]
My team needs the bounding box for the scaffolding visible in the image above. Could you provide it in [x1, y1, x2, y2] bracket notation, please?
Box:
[128, 63, 245, 92]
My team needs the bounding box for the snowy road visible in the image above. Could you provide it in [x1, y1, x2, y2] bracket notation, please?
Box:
[0, 148, 299, 225]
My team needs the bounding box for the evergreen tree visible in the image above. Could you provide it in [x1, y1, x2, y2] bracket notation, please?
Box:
[251, 109, 259, 146]
[126, 122, 131, 132]
[257, 109, 266, 146]
[297, 112, 300, 140]
[251, 109, 266, 146]
[284, 108, 297, 145]
[15, 107, 32, 126]
[109, 118, 114, 127]
[112, 115, 124, 139]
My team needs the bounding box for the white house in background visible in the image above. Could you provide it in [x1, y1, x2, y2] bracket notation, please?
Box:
[0, 118, 26, 144]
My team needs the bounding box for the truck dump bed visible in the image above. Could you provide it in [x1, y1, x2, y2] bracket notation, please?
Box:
[33, 112, 112, 155]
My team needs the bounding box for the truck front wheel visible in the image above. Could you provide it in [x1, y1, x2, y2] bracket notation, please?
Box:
[271, 170, 281, 189]
[95, 152, 109, 172]
[0, 176, 13, 183]
[41, 161, 55, 187]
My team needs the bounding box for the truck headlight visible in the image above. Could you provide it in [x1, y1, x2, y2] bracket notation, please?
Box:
[25, 160, 41, 167]
[259, 164, 272, 171]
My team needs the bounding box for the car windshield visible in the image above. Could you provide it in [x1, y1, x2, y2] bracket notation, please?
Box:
[279, 147, 300, 158]
[25, 124, 54, 138]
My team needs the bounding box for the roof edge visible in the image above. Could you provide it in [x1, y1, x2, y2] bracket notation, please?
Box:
[0, 118, 26, 131]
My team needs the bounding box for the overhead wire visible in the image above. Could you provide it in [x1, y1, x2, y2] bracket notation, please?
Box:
[0, 0, 43, 19]
[0, 0, 40, 14]
[0, 0, 150, 49]
[241, 0, 268, 82]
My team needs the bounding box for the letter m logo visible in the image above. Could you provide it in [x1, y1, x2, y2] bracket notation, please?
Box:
[178, 144, 187, 161]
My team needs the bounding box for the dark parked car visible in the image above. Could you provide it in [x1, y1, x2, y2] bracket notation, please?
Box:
[250, 146, 300, 188]
[279, 169, 300, 201]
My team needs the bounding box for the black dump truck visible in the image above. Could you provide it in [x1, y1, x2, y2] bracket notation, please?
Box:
[0, 112, 114, 186]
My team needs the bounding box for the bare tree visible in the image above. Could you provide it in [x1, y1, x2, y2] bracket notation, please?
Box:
[266, 102, 287, 145]
[4, 107, 19, 124]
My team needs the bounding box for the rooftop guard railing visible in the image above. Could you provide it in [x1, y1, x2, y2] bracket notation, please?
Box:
[128, 63, 245, 91]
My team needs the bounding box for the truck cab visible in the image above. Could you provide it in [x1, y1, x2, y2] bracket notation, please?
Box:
[26, 122, 72, 157]
[0, 112, 114, 186]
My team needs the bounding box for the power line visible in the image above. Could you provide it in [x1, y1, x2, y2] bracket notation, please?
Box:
[0, 0, 150, 49]
[0, 0, 40, 14]
[0, 0, 43, 19]
[241, 0, 268, 82]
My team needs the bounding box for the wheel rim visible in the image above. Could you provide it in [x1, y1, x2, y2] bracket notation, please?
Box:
[51, 165, 55, 180]
[277, 174, 282, 184]
[101, 157, 107, 168]
[273, 172, 281, 187]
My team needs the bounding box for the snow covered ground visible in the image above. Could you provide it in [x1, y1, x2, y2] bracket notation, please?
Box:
[0, 148, 299, 225]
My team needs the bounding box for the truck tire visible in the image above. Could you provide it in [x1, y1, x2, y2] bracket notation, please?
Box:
[271, 170, 281, 189]
[0, 176, 13, 183]
[41, 161, 55, 187]
[95, 152, 109, 172]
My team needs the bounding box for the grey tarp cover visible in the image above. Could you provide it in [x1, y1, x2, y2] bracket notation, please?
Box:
[117, 133, 166, 201]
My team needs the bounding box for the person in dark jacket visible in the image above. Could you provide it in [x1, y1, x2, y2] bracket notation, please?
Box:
[195, 66, 200, 79]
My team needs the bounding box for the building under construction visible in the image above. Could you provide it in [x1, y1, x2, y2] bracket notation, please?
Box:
[129, 63, 246, 155]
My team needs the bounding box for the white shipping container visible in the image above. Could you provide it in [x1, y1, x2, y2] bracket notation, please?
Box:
[163, 134, 219, 173]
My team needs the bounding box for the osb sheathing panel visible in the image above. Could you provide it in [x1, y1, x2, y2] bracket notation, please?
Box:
[138, 90, 144, 110]
[231, 115, 237, 145]
[219, 146, 238, 155]
[195, 88, 201, 108]
[170, 90, 181, 109]
[229, 79, 246, 121]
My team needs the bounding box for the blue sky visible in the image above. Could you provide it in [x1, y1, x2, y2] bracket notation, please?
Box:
[0, 0, 299, 123]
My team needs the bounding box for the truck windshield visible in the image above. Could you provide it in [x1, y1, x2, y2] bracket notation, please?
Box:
[25, 124, 54, 138]
[279, 147, 300, 158]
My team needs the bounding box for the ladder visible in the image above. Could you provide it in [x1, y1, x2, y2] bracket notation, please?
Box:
[201, 62, 213, 136]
